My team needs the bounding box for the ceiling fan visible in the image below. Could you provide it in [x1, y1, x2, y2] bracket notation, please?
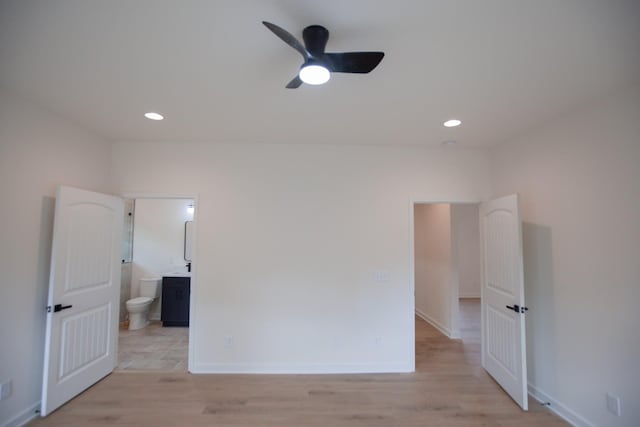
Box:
[262, 21, 385, 88]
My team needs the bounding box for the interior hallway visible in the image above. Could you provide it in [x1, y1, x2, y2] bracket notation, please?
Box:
[29, 299, 566, 426]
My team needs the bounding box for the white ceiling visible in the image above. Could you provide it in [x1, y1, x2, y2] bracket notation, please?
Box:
[1, 0, 639, 147]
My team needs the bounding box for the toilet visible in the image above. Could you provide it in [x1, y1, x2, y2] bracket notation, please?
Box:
[125, 277, 161, 330]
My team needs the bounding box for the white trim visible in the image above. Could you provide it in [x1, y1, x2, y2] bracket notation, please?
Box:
[415, 308, 460, 339]
[410, 198, 485, 205]
[448, 206, 461, 340]
[120, 192, 196, 200]
[459, 293, 481, 298]
[190, 362, 412, 374]
[1, 401, 40, 427]
[528, 383, 595, 427]
[407, 201, 416, 371]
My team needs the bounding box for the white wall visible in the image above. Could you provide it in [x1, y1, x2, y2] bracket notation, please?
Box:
[491, 86, 640, 427]
[451, 204, 481, 298]
[131, 198, 193, 320]
[0, 91, 112, 426]
[112, 143, 491, 373]
[414, 204, 457, 337]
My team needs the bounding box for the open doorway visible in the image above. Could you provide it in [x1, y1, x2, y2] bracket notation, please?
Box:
[412, 203, 481, 366]
[117, 197, 195, 371]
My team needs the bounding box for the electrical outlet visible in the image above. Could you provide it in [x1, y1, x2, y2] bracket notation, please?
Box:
[0, 380, 12, 400]
[225, 336, 234, 349]
[606, 392, 621, 416]
[374, 271, 390, 283]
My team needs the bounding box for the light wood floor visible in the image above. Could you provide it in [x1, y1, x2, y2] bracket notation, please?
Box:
[30, 300, 566, 426]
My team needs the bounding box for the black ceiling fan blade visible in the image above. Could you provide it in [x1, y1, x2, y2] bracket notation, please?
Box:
[285, 75, 303, 89]
[262, 21, 308, 60]
[324, 52, 385, 73]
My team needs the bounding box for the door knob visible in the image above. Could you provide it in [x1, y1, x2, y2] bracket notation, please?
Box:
[506, 304, 528, 314]
[53, 304, 73, 312]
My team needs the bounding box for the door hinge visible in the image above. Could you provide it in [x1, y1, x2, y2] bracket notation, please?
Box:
[506, 304, 528, 314]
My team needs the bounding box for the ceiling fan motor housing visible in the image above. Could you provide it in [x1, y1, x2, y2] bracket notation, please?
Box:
[303, 25, 329, 57]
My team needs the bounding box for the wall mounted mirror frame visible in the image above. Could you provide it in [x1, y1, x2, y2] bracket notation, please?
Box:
[184, 220, 193, 262]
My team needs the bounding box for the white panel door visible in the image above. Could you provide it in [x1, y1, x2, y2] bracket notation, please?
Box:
[480, 194, 528, 410]
[41, 186, 123, 416]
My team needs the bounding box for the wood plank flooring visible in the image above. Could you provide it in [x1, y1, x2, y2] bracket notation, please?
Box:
[29, 299, 566, 426]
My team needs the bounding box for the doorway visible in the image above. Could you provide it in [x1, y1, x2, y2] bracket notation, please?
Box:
[117, 197, 195, 371]
[412, 203, 481, 356]
[411, 196, 529, 409]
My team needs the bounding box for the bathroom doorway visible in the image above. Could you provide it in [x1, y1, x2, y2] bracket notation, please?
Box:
[117, 197, 195, 371]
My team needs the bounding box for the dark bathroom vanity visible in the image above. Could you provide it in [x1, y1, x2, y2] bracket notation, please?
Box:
[161, 276, 190, 327]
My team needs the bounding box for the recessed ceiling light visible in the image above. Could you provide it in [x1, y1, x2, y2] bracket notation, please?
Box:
[442, 140, 457, 146]
[443, 119, 462, 127]
[144, 112, 164, 121]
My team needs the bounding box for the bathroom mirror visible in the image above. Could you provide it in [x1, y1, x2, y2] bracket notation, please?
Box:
[184, 220, 193, 262]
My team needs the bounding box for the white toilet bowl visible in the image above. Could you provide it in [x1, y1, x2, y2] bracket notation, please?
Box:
[125, 297, 154, 330]
[125, 277, 161, 330]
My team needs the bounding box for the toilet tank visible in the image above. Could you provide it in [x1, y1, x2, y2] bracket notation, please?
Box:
[139, 277, 161, 298]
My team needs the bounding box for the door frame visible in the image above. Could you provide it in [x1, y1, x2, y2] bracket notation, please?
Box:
[121, 192, 199, 372]
[408, 197, 484, 371]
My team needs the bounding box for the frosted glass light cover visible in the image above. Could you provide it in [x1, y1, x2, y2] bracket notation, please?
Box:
[144, 112, 164, 120]
[299, 65, 330, 85]
[443, 119, 462, 127]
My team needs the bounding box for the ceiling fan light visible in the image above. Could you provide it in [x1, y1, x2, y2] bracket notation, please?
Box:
[443, 119, 462, 127]
[144, 112, 164, 121]
[299, 64, 330, 85]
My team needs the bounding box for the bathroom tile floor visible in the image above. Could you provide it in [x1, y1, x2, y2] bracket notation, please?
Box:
[117, 321, 188, 371]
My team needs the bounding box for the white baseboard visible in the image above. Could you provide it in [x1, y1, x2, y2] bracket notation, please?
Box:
[1, 401, 40, 427]
[415, 309, 460, 339]
[190, 362, 412, 374]
[528, 383, 595, 427]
